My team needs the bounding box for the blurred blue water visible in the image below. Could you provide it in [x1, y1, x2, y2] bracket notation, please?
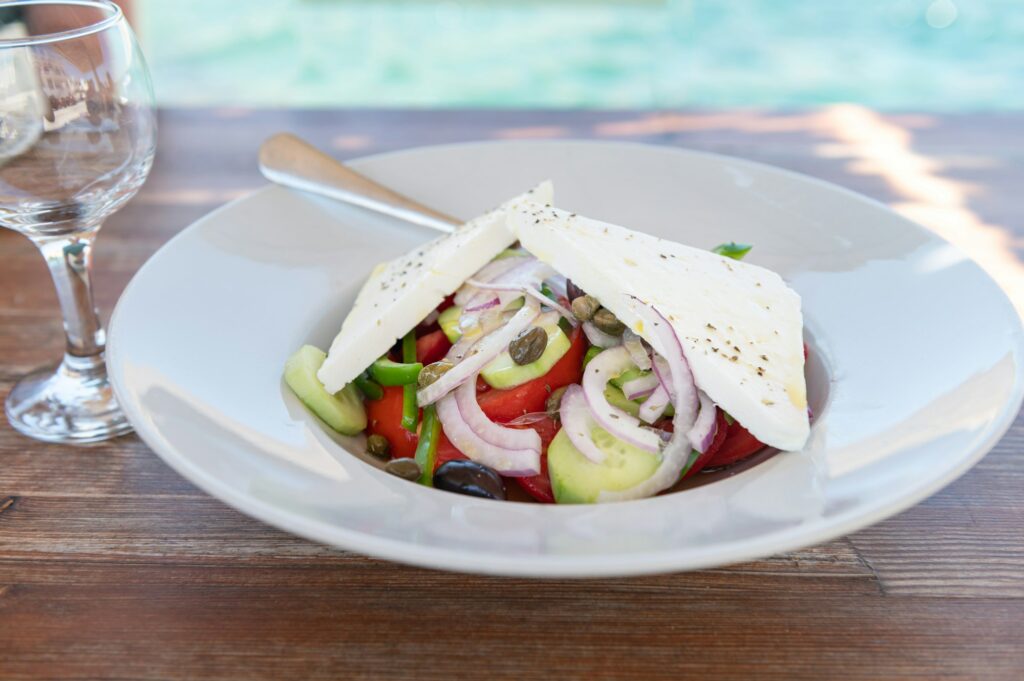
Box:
[140, 0, 1023, 110]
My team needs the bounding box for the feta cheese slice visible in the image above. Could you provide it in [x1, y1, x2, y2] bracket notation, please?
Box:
[317, 182, 553, 394]
[510, 203, 809, 452]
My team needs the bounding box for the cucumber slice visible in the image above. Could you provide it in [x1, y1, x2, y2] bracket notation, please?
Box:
[284, 345, 367, 435]
[494, 247, 529, 260]
[604, 384, 641, 417]
[605, 384, 674, 419]
[610, 367, 650, 390]
[444, 297, 528, 345]
[481, 321, 571, 389]
[548, 427, 661, 504]
[438, 306, 462, 343]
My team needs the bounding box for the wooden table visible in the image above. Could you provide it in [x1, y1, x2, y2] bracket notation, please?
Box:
[2, 108, 1023, 680]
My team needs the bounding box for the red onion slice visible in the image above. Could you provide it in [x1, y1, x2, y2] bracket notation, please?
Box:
[621, 373, 659, 400]
[582, 346, 663, 452]
[525, 288, 576, 323]
[454, 256, 531, 305]
[643, 307, 697, 431]
[598, 300, 701, 502]
[464, 296, 500, 313]
[545, 275, 568, 300]
[454, 376, 542, 451]
[437, 392, 540, 476]
[687, 390, 718, 453]
[460, 294, 523, 332]
[460, 259, 555, 314]
[622, 329, 652, 371]
[466, 279, 576, 325]
[446, 321, 493, 362]
[446, 334, 477, 362]
[650, 352, 699, 430]
[651, 355, 674, 399]
[638, 384, 670, 424]
[582, 321, 621, 348]
[558, 384, 607, 464]
[455, 303, 515, 349]
[418, 298, 541, 406]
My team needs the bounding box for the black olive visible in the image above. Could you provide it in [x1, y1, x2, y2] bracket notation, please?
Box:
[433, 460, 506, 500]
[566, 279, 586, 302]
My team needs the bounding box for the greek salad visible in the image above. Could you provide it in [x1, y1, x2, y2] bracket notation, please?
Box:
[284, 182, 810, 503]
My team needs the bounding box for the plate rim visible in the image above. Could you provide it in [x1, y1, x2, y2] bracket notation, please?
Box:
[107, 138, 1024, 577]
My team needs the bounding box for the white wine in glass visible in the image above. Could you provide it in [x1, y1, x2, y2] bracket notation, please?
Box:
[0, 1, 156, 443]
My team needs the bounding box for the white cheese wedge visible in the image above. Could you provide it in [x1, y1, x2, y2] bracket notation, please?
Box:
[317, 182, 554, 394]
[510, 203, 809, 452]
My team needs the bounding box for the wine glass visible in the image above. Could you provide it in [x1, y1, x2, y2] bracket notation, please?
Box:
[1, 1, 156, 443]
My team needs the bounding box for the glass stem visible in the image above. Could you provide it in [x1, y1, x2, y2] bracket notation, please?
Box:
[31, 227, 106, 372]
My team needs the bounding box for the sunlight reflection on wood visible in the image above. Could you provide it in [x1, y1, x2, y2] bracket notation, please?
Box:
[589, 106, 1024, 316]
[815, 105, 1024, 318]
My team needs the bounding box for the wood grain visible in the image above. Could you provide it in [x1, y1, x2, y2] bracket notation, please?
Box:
[1, 108, 1023, 680]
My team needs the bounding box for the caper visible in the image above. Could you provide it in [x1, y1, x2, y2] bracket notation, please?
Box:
[592, 308, 625, 336]
[566, 279, 586, 302]
[417, 360, 453, 389]
[366, 434, 391, 460]
[571, 294, 600, 322]
[545, 385, 568, 418]
[384, 457, 422, 481]
[509, 326, 547, 365]
[434, 460, 506, 500]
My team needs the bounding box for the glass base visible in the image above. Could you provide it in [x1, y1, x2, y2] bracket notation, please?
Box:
[5, 355, 133, 444]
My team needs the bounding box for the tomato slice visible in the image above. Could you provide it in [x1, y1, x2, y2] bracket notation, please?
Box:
[477, 326, 587, 422]
[416, 329, 451, 365]
[366, 385, 419, 459]
[434, 431, 468, 469]
[438, 293, 456, 313]
[515, 456, 554, 503]
[509, 415, 559, 503]
[705, 419, 766, 468]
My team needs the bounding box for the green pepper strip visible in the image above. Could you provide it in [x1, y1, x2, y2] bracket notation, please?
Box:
[582, 346, 603, 368]
[712, 242, 753, 260]
[354, 372, 383, 400]
[370, 358, 423, 386]
[676, 449, 701, 483]
[401, 330, 419, 432]
[414, 404, 441, 486]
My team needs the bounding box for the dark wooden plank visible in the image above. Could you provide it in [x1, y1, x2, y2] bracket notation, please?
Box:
[0, 430, 202, 498]
[1, 583, 1020, 681]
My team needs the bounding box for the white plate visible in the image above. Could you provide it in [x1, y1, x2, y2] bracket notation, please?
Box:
[107, 140, 1024, 577]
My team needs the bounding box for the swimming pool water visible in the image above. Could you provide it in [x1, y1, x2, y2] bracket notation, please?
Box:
[140, 0, 1024, 110]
